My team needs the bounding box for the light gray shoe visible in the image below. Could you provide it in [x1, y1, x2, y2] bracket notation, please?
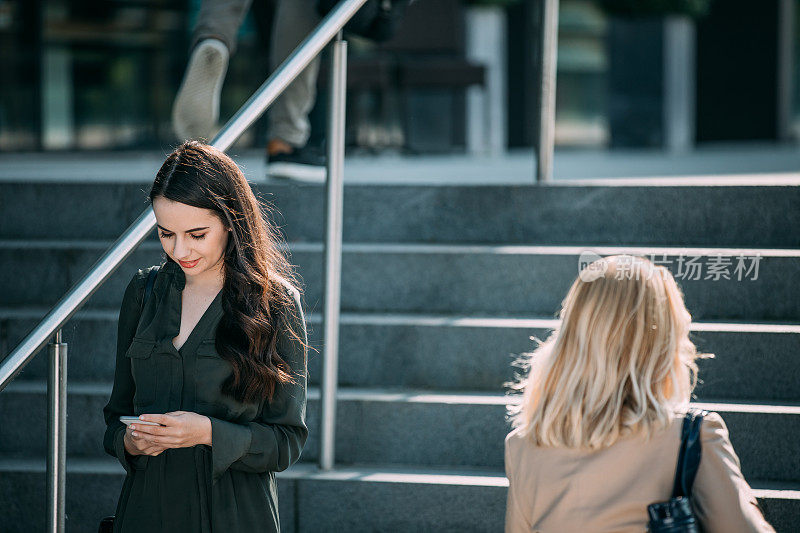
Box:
[172, 38, 229, 141]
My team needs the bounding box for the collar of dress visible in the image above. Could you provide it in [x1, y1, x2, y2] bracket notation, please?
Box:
[160, 259, 186, 291]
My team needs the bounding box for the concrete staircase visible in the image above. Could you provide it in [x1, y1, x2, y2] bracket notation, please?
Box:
[1, 178, 799, 531]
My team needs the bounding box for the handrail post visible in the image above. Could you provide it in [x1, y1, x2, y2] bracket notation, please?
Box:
[535, 0, 559, 182]
[46, 329, 67, 533]
[320, 31, 347, 471]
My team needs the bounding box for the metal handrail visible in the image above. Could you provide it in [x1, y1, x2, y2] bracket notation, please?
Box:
[536, 0, 559, 182]
[0, 0, 367, 530]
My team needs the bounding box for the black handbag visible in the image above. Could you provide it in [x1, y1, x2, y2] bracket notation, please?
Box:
[647, 408, 707, 533]
[98, 265, 160, 533]
[316, 0, 411, 43]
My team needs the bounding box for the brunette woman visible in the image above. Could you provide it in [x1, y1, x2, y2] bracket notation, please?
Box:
[102, 141, 308, 532]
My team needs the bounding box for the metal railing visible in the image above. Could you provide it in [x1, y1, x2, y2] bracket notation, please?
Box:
[0, 0, 368, 530]
[536, 0, 560, 182]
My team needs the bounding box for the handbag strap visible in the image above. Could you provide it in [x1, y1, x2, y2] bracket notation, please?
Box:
[671, 408, 707, 499]
[139, 265, 160, 314]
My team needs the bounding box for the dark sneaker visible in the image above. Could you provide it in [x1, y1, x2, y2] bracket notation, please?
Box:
[266, 144, 327, 183]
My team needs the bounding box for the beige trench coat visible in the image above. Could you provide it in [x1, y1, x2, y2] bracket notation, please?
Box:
[504, 411, 775, 533]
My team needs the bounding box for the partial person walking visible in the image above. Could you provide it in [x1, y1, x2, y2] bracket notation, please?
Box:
[172, 0, 326, 182]
[102, 141, 308, 532]
[504, 255, 774, 533]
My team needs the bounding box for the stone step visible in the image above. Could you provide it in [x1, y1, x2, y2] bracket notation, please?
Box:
[0, 456, 296, 533]
[5, 310, 799, 403]
[2, 181, 799, 247]
[1, 241, 798, 320]
[0, 458, 796, 533]
[1, 384, 798, 483]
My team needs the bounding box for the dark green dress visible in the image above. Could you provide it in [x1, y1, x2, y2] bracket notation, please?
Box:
[102, 260, 308, 532]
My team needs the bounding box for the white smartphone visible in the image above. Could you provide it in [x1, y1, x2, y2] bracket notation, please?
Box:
[119, 416, 162, 426]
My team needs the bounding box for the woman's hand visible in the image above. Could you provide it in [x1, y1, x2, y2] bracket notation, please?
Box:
[124, 425, 168, 457]
[127, 411, 213, 450]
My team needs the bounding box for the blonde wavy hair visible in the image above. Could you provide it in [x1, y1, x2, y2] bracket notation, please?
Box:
[507, 254, 711, 449]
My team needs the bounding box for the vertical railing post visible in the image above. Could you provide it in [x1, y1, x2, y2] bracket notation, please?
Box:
[46, 329, 67, 533]
[535, 0, 559, 182]
[320, 30, 347, 471]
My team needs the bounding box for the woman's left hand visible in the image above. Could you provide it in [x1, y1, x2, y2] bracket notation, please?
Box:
[129, 411, 212, 449]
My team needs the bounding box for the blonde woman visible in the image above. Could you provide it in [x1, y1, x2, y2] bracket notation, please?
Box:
[505, 255, 774, 533]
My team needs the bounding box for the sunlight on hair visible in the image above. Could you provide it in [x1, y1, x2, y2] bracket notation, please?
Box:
[506, 254, 713, 450]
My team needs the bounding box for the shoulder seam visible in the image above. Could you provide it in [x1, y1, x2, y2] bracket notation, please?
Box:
[131, 264, 160, 307]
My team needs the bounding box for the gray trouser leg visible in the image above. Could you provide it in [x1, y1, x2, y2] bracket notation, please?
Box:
[191, 0, 253, 55]
[267, 0, 322, 148]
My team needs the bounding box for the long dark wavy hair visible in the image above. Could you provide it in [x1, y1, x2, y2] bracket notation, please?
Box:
[150, 140, 307, 404]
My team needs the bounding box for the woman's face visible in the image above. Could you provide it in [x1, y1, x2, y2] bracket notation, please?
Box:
[152, 196, 229, 282]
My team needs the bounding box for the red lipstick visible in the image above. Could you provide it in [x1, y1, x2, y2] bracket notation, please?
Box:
[179, 258, 200, 268]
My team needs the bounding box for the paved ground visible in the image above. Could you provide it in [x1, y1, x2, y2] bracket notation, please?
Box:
[1, 143, 799, 185]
